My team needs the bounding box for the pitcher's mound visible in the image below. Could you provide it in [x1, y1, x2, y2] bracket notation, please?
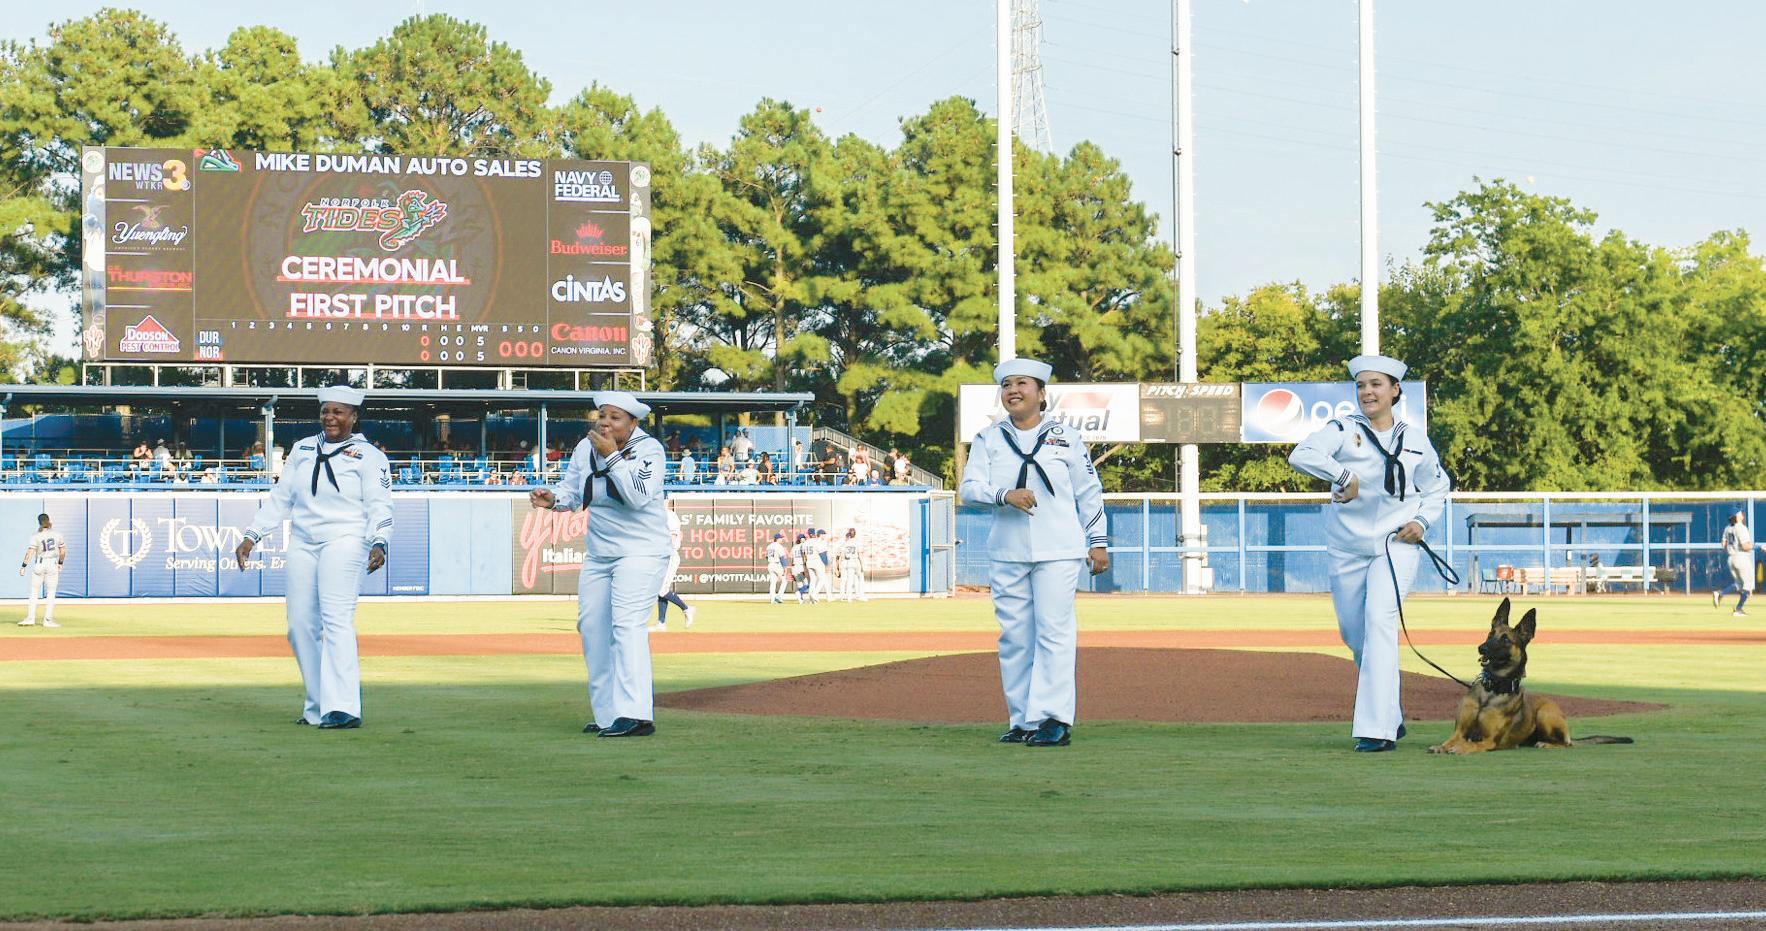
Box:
[659, 648, 1663, 723]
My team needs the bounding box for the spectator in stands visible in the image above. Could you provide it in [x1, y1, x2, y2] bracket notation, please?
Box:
[737, 459, 761, 485]
[678, 449, 698, 484]
[893, 450, 913, 485]
[716, 445, 734, 476]
[666, 434, 682, 457]
[849, 449, 869, 486]
[757, 451, 777, 484]
[270, 443, 286, 479]
[153, 439, 172, 471]
[546, 441, 565, 463]
[731, 428, 754, 464]
[819, 445, 841, 486]
[792, 439, 809, 481]
[131, 439, 151, 473]
[172, 444, 192, 482]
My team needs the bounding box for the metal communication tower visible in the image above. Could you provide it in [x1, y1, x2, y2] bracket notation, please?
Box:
[1011, 0, 1053, 152]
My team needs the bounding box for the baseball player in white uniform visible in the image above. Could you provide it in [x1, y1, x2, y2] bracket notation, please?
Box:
[807, 529, 832, 602]
[1714, 511, 1758, 617]
[960, 358, 1110, 748]
[765, 532, 790, 603]
[836, 527, 867, 602]
[530, 391, 671, 738]
[791, 533, 816, 603]
[17, 513, 66, 627]
[235, 385, 393, 729]
[1288, 355, 1450, 752]
[653, 508, 695, 631]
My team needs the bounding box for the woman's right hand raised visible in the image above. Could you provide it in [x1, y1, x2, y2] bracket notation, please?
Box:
[529, 488, 556, 509]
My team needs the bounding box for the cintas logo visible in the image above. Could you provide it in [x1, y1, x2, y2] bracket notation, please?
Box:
[117, 315, 181, 354]
[550, 274, 627, 304]
[549, 219, 628, 257]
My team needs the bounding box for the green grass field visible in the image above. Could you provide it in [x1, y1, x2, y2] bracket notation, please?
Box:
[1, 594, 1762, 920]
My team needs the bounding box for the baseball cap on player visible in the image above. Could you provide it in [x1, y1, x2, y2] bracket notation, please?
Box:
[1347, 355, 1407, 381]
[594, 390, 651, 420]
[994, 358, 1053, 384]
[317, 385, 365, 408]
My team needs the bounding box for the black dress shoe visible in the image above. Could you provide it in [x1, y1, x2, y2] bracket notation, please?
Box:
[582, 723, 602, 734]
[1354, 737, 1396, 752]
[317, 711, 362, 730]
[598, 717, 655, 737]
[999, 726, 1032, 744]
[1026, 718, 1071, 747]
[296, 717, 312, 725]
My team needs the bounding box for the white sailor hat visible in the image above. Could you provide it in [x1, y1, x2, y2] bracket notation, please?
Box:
[1347, 354, 1408, 381]
[993, 358, 1053, 384]
[594, 390, 651, 420]
[316, 385, 365, 408]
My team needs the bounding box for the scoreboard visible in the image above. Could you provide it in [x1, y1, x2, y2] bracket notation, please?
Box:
[79, 146, 652, 368]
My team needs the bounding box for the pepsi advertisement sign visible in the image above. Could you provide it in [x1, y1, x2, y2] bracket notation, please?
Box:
[1241, 382, 1428, 443]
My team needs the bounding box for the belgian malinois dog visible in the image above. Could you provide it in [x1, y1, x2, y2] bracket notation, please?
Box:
[1429, 597, 1633, 754]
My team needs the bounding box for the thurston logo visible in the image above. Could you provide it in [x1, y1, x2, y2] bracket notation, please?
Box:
[118, 315, 182, 354]
[553, 168, 620, 203]
[98, 518, 152, 569]
[298, 190, 448, 252]
[107, 265, 193, 291]
[196, 148, 241, 172]
[550, 219, 629, 257]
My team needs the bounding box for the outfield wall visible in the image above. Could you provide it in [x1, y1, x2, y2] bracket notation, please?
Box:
[0, 490, 955, 599]
[959, 491, 1766, 595]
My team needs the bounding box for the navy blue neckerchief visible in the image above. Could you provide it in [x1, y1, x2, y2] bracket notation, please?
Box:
[998, 421, 1055, 495]
[1354, 421, 1407, 501]
[584, 432, 646, 506]
[311, 434, 354, 496]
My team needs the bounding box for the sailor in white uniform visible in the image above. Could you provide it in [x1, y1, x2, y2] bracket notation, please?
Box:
[1288, 355, 1450, 752]
[17, 513, 66, 627]
[529, 391, 671, 738]
[235, 385, 392, 729]
[959, 358, 1110, 747]
[836, 527, 867, 602]
[765, 532, 790, 604]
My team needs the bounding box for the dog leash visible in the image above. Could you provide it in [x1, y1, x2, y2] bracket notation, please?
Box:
[1385, 531, 1474, 690]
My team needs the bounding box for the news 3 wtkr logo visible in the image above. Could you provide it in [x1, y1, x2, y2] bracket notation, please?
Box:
[108, 159, 189, 192]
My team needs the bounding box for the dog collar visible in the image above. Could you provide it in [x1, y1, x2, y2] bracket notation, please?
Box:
[1479, 671, 1523, 695]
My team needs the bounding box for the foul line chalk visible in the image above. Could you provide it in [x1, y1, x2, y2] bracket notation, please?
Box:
[939, 910, 1766, 931]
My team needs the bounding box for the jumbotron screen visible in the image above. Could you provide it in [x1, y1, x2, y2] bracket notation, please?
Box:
[79, 147, 653, 367]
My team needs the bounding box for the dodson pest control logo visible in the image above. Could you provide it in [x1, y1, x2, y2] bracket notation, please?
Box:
[98, 518, 152, 569]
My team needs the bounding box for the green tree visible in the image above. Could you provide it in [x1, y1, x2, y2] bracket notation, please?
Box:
[332, 15, 553, 157]
[686, 99, 833, 393]
[0, 9, 203, 378]
[193, 26, 335, 152]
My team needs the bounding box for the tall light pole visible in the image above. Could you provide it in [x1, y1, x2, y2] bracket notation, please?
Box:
[1173, 0, 1202, 594]
[997, 0, 1016, 362]
[1359, 0, 1379, 355]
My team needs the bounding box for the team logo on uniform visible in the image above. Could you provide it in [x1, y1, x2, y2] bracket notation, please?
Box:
[98, 518, 152, 569]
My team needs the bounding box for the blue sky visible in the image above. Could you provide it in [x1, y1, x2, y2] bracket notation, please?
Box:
[13, 0, 1766, 335]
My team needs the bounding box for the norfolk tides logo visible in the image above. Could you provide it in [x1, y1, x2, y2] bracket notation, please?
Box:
[196, 148, 241, 172]
[99, 518, 152, 569]
[298, 190, 449, 252]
